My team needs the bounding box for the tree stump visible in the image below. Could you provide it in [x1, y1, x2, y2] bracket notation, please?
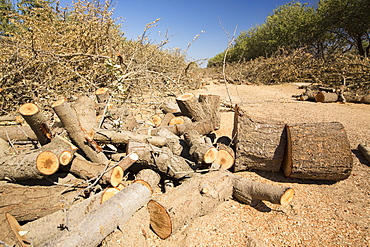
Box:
[232, 106, 286, 172]
[282, 122, 353, 181]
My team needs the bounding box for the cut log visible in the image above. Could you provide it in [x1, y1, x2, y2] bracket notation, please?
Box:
[0, 137, 11, 156]
[52, 98, 108, 164]
[176, 93, 208, 122]
[126, 141, 193, 179]
[71, 96, 97, 139]
[155, 128, 184, 156]
[5, 213, 29, 247]
[214, 143, 235, 170]
[198, 94, 221, 130]
[232, 106, 286, 172]
[315, 91, 338, 103]
[94, 130, 167, 147]
[147, 170, 233, 239]
[360, 94, 370, 104]
[137, 120, 214, 136]
[160, 100, 181, 115]
[283, 122, 353, 181]
[21, 190, 105, 246]
[184, 130, 218, 164]
[69, 156, 123, 186]
[0, 125, 37, 141]
[39, 169, 159, 247]
[18, 103, 52, 145]
[159, 112, 176, 126]
[342, 93, 364, 103]
[95, 87, 110, 103]
[0, 115, 23, 125]
[299, 89, 317, 101]
[168, 116, 192, 126]
[358, 143, 370, 163]
[149, 114, 162, 127]
[101, 187, 121, 203]
[230, 174, 294, 205]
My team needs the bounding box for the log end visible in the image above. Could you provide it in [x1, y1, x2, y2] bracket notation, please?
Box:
[214, 149, 235, 170]
[59, 150, 74, 166]
[110, 166, 124, 187]
[51, 98, 67, 108]
[95, 87, 109, 96]
[280, 188, 295, 206]
[176, 93, 195, 101]
[36, 151, 59, 175]
[147, 200, 172, 239]
[204, 147, 219, 164]
[101, 187, 120, 204]
[19, 103, 39, 116]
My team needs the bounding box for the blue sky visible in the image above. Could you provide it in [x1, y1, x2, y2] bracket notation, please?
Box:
[58, 0, 318, 66]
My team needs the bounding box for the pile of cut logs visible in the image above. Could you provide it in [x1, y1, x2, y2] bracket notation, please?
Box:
[0, 87, 361, 247]
[295, 84, 370, 104]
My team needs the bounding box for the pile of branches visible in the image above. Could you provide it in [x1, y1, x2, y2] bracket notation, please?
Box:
[0, 0, 199, 116]
[210, 48, 370, 94]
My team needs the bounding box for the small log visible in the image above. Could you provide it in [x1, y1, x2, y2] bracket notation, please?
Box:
[0, 125, 37, 141]
[101, 187, 121, 203]
[149, 114, 162, 127]
[160, 101, 181, 115]
[147, 170, 233, 239]
[198, 94, 221, 130]
[103, 107, 138, 130]
[94, 130, 167, 147]
[126, 141, 193, 179]
[0, 115, 23, 124]
[283, 122, 353, 181]
[18, 103, 52, 145]
[52, 98, 108, 164]
[214, 143, 235, 170]
[232, 106, 286, 172]
[299, 89, 317, 101]
[176, 93, 207, 122]
[40, 170, 159, 247]
[230, 174, 294, 205]
[342, 93, 363, 103]
[315, 91, 338, 103]
[358, 143, 370, 163]
[69, 156, 123, 187]
[137, 120, 214, 136]
[71, 96, 97, 139]
[168, 116, 192, 126]
[159, 112, 176, 126]
[184, 130, 218, 164]
[95, 87, 110, 103]
[0, 136, 74, 180]
[155, 128, 183, 156]
[360, 94, 370, 104]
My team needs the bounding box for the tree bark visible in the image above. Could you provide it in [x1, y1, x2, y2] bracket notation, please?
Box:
[52, 98, 108, 164]
[126, 141, 193, 179]
[283, 122, 353, 181]
[184, 130, 218, 164]
[0, 125, 37, 141]
[136, 120, 214, 136]
[232, 106, 286, 172]
[155, 128, 184, 156]
[147, 170, 233, 239]
[39, 170, 159, 247]
[71, 96, 97, 139]
[18, 103, 52, 145]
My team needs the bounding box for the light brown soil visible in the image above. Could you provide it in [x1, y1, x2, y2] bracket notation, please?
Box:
[103, 83, 370, 247]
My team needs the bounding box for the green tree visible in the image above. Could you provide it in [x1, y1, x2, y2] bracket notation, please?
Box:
[0, 0, 16, 36]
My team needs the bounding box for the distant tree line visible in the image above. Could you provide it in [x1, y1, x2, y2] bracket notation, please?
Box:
[208, 0, 370, 67]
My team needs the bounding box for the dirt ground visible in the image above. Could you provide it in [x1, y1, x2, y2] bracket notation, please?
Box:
[103, 83, 370, 247]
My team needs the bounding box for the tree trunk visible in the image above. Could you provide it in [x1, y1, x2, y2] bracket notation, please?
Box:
[184, 130, 218, 164]
[39, 170, 159, 247]
[126, 141, 193, 179]
[315, 91, 338, 103]
[176, 93, 208, 122]
[198, 94, 221, 130]
[147, 170, 233, 239]
[52, 98, 108, 164]
[283, 122, 353, 181]
[18, 103, 52, 145]
[232, 106, 286, 172]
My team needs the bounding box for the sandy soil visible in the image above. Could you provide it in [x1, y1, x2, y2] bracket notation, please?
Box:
[103, 83, 370, 247]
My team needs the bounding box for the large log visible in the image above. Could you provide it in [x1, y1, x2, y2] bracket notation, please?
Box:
[232, 106, 286, 172]
[282, 122, 353, 181]
[39, 169, 159, 247]
[147, 170, 233, 239]
[18, 103, 52, 145]
[126, 141, 193, 179]
[315, 91, 338, 103]
[52, 98, 108, 164]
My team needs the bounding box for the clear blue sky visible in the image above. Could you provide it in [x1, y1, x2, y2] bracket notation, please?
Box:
[58, 0, 317, 66]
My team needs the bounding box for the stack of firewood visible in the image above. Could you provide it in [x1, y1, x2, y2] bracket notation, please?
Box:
[0, 87, 357, 247]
